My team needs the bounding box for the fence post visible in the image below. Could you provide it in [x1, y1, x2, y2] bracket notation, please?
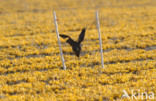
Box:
[96, 10, 104, 68]
[53, 11, 66, 70]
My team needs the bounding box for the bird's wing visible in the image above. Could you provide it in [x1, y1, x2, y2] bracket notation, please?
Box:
[60, 34, 75, 46]
[60, 34, 70, 39]
[78, 28, 86, 43]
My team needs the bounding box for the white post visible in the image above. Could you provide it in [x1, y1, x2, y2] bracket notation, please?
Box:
[53, 11, 66, 70]
[96, 10, 104, 68]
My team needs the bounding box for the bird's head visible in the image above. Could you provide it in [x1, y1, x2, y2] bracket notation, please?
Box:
[74, 46, 81, 57]
[76, 52, 80, 57]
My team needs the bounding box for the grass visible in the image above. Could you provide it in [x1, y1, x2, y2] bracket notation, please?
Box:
[0, 0, 156, 100]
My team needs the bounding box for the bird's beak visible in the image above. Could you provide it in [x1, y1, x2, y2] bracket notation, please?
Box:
[77, 56, 80, 59]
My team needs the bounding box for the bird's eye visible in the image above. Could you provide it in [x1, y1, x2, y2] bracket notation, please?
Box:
[76, 47, 79, 51]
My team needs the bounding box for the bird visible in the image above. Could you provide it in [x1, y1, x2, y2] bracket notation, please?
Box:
[59, 28, 86, 57]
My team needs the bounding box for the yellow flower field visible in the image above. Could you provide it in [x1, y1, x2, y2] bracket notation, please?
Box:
[0, 0, 156, 100]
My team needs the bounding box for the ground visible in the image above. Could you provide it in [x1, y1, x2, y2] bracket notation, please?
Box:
[0, 0, 156, 100]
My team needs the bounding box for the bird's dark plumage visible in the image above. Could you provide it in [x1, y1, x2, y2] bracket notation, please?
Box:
[60, 28, 86, 57]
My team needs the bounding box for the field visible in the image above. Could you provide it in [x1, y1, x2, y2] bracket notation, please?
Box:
[0, 0, 156, 100]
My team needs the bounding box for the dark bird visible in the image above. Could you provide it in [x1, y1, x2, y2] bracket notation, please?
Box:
[60, 28, 86, 57]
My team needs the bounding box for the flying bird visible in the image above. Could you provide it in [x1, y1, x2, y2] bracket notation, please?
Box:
[59, 28, 86, 57]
